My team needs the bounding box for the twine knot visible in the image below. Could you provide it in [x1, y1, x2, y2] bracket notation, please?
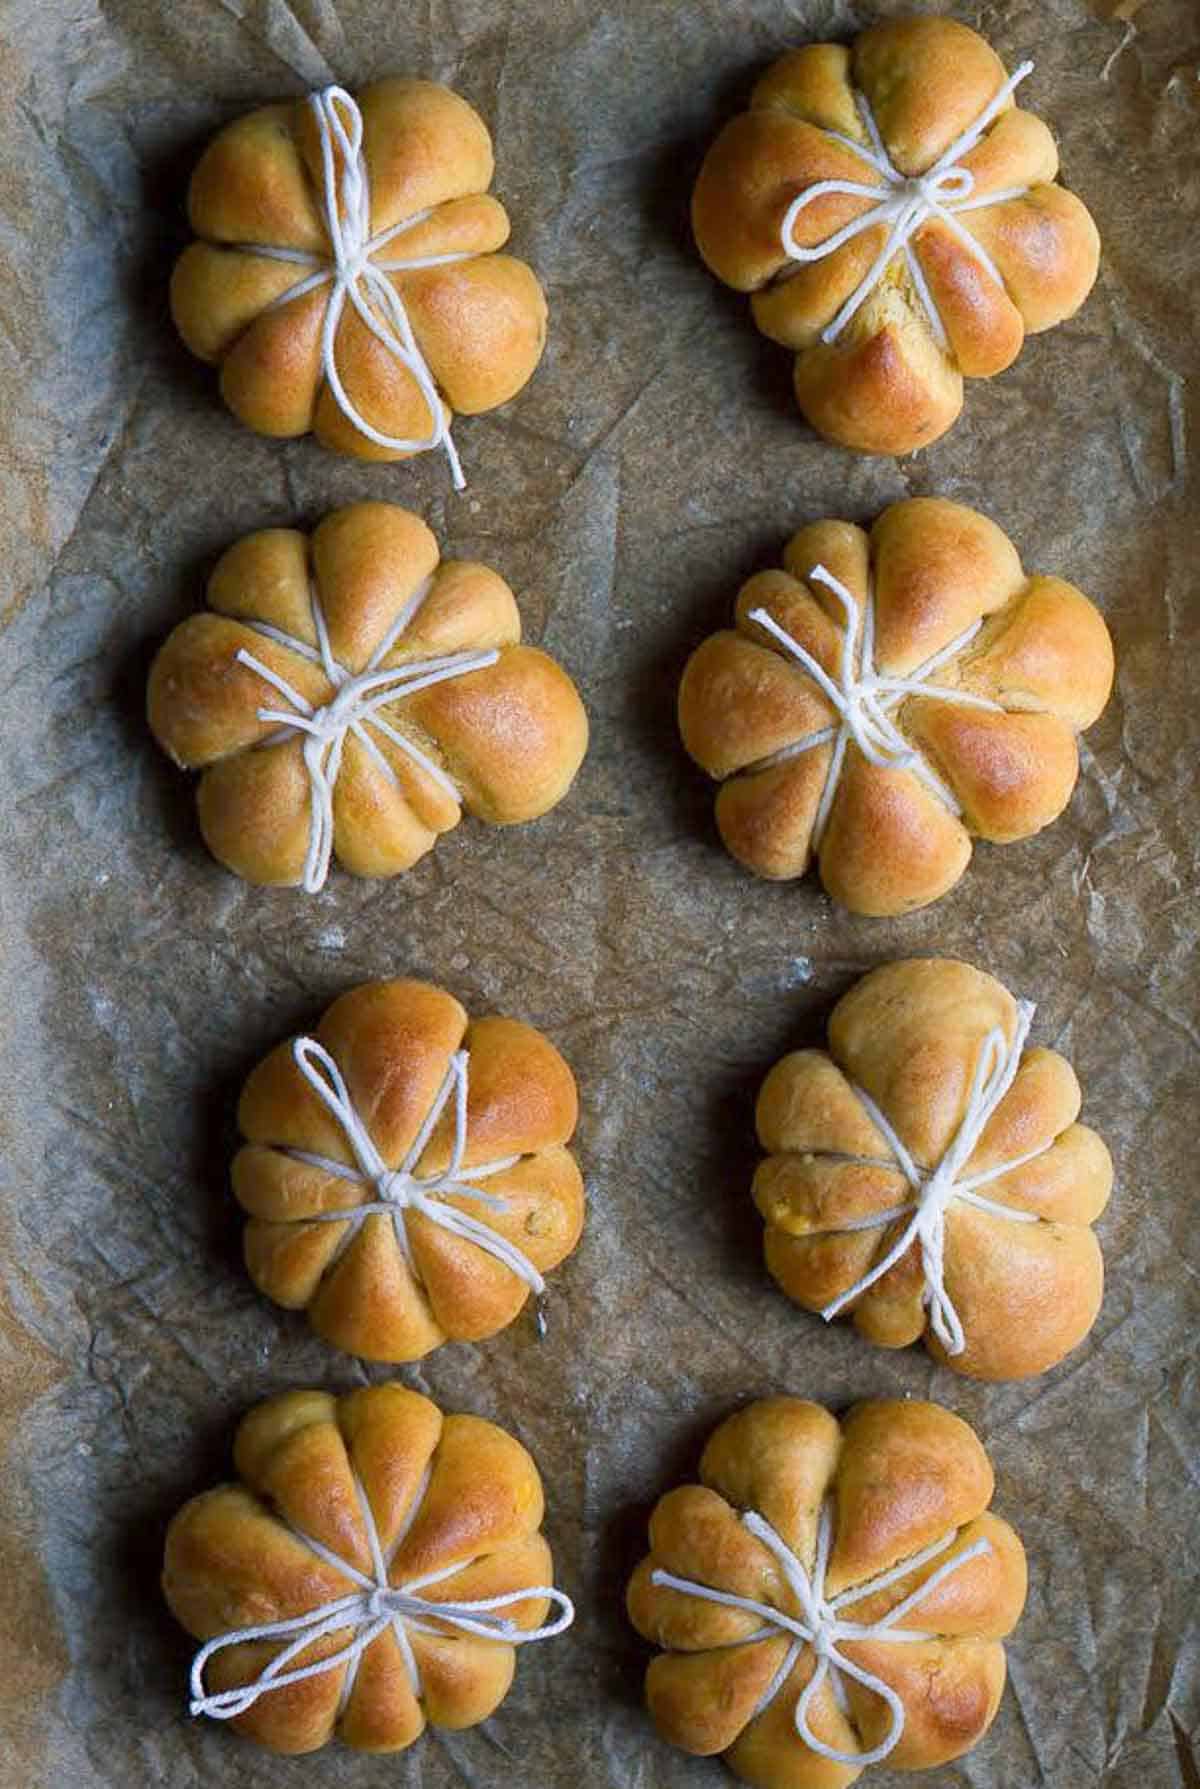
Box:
[365, 1585, 396, 1622]
[376, 1167, 418, 1207]
[829, 657, 920, 775]
[306, 672, 373, 733]
[779, 60, 1034, 348]
[917, 1156, 962, 1218]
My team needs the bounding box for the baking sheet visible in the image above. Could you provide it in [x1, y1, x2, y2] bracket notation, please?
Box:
[1, 0, 1197, 1783]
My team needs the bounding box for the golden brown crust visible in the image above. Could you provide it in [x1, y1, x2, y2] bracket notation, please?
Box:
[790, 308, 964, 458]
[754, 958, 1112, 1379]
[692, 16, 1099, 454]
[163, 1384, 560, 1755]
[234, 977, 584, 1363]
[147, 501, 587, 889]
[629, 1397, 1027, 1786]
[172, 79, 546, 459]
[678, 498, 1113, 917]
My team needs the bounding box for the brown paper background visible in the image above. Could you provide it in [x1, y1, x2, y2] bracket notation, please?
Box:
[1, 0, 1197, 1784]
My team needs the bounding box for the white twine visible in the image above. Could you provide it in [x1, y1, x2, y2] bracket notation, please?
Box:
[748, 561, 1001, 848]
[819, 1000, 1048, 1354]
[279, 1032, 549, 1308]
[189, 1460, 574, 1721]
[780, 60, 1034, 347]
[652, 1500, 991, 1767]
[233, 574, 498, 893]
[245, 86, 474, 485]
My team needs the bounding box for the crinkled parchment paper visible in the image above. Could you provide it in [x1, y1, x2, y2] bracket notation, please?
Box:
[0, 0, 1197, 1784]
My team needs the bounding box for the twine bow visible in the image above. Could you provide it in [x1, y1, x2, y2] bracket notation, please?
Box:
[283, 1032, 549, 1304]
[749, 561, 1001, 848]
[652, 1501, 991, 1767]
[821, 1000, 1048, 1354]
[234, 574, 498, 894]
[780, 60, 1034, 347]
[251, 85, 473, 485]
[190, 1464, 573, 1720]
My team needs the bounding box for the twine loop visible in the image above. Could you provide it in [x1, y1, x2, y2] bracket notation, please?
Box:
[190, 1463, 573, 1721]
[250, 85, 475, 485]
[652, 1500, 991, 1768]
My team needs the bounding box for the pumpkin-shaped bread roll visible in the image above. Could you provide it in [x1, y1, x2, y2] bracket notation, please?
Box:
[754, 959, 1113, 1380]
[147, 502, 588, 891]
[678, 498, 1113, 917]
[692, 16, 1100, 454]
[233, 978, 584, 1363]
[164, 1383, 574, 1754]
[171, 80, 547, 482]
[629, 1397, 1027, 1786]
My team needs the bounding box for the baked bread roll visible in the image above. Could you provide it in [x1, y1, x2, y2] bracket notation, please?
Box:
[171, 80, 548, 483]
[147, 501, 588, 890]
[233, 977, 584, 1362]
[754, 958, 1113, 1380]
[692, 16, 1100, 454]
[678, 497, 1113, 917]
[628, 1396, 1026, 1786]
[164, 1383, 573, 1753]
